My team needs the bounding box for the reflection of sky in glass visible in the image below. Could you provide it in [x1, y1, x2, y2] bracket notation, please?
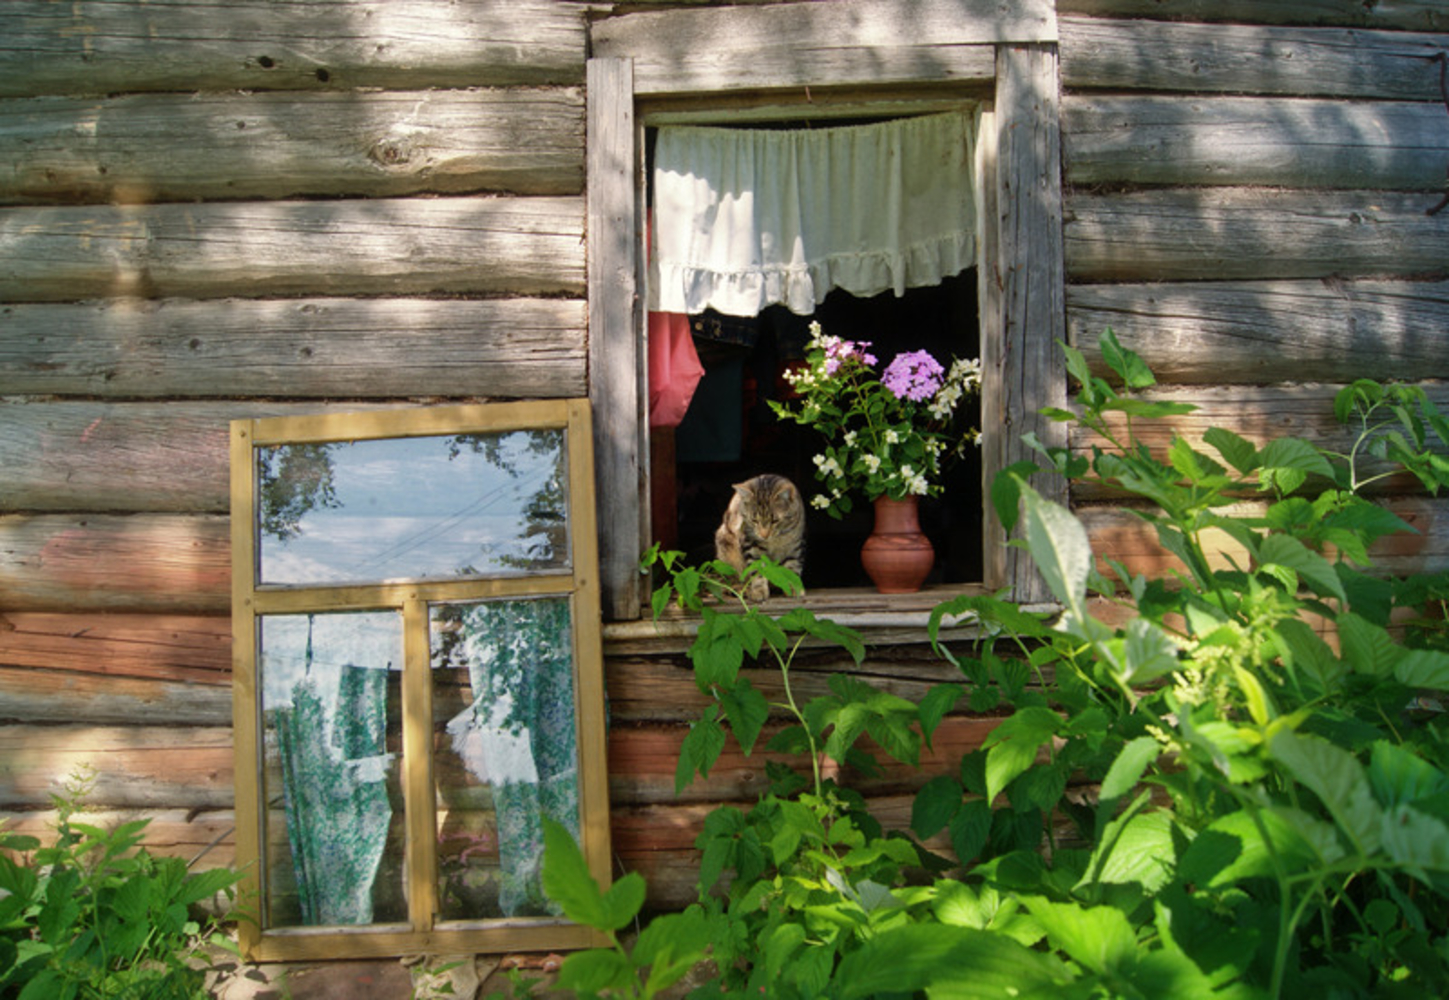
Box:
[258, 431, 569, 585]
[260, 611, 401, 713]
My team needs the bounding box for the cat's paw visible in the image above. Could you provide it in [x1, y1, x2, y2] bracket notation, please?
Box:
[745, 577, 769, 603]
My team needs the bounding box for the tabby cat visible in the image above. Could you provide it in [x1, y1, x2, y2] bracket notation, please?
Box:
[714, 473, 806, 601]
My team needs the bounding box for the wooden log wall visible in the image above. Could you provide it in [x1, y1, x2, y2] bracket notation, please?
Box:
[4, 3, 1449, 973]
[1056, 0, 1449, 578]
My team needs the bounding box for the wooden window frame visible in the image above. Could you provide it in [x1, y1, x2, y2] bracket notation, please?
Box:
[588, 0, 1068, 621]
[230, 399, 611, 961]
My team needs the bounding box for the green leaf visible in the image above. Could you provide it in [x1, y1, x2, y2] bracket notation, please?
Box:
[717, 678, 770, 756]
[912, 775, 964, 839]
[983, 707, 1061, 804]
[1395, 647, 1449, 691]
[1100, 736, 1161, 802]
[1024, 897, 1138, 976]
[1269, 729, 1383, 857]
[633, 906, 714, 995]
[1368, 740, 1449, 810]
[1122, 616, 1182, 685]
[1082, 807, 1178, 893]
[950, 799, 993, 865]
[1203, 426, 1258, 475]
[1274, 619, 1346, 694]
[1100, 328, 1156, 389]
[1337, 612, 1403, 678]
[675, 707, 727, 795]
[1179, 808, 1319, 887]
[1257, 533, 1346, 602]
[1016, 484, 1092, 615]
[1257, 437, 1334, 494]
[541, 816, 617, 930]
[918, 683, 963, 748]
[833, 924, 1068, 1000]
[991, 463, 1041, 535]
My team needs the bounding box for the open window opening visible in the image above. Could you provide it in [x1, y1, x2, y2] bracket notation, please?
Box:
[645, 111, 984, 594]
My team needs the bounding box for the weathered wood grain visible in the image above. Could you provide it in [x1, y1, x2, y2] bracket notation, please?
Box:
[0, 1, 587, 98]
[1066, 383, 1449, 500]
[1063, 96, 1449, 190]
[587, 57, 645, 622]
[1059, 15, 1449, 99]
[990, 44, 1068, 603]
[1057, 0, 1449, 30]
[0, 725, 233, 809]
[1065, 189, 1449, 282]
[0, 400, 342, 512]
[1082, 496, 1449, 580]
[1068, 280, 1449, 384]
[0, 665, 230, 726]
[0, 611, 229, 683]
[593, 0, 1051, 96]
[0, 808, 238, 870]
[0, 89, 584, 205]
[0, 513, 229, 614]
[0, 297, 586, 399]
[0, 196, 586, 302]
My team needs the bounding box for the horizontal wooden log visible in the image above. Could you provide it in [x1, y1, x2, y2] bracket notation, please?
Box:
[1063, 96, 1449, 190]
[607, 715, 1003, 806]
[594, 0, 1050, 95]
[0, 808, 238, 870]
[0, 196, 585, 302]
[1068, 279, 1449, 384]
[0, 513, 229, 614]
[0, 297, 586, 399]
[1060, 16, 1449, 99]
[1065, 189, 1449, 282]
[0, 88, 584, 205]
[1081, 496, 1449, 579]
[0, 724, 234, 809]
[0, 1, 586, 98]
[0, 665, 230, 725]
[1056, 0, 1449, 30]
[1066, 384, 1449, 500]
[0, 612, 230, 682]
[0, 395, 586, 512]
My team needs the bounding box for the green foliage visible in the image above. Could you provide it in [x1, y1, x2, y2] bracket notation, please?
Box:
[542, 331, 1449, 998]
[0, 769, 241, 1000]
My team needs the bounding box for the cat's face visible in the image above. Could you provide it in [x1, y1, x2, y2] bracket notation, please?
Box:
[736, 478, 798, 536]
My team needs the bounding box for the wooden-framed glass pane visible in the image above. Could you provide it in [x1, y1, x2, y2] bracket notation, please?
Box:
[232, 400, 610, 961]
[257, 429, 570, 586]
[431, 597, 579, 922]
[258, 611, 407, 930]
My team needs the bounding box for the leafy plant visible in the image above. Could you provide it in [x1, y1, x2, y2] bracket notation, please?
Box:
[541, 332, 1449, 998]
[0, 769, 241, 1000]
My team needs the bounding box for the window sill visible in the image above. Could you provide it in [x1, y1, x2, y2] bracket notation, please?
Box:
[602, 583, 1057, 655]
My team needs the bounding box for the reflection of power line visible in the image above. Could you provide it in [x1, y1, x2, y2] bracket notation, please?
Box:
[361, 461, 555, 575]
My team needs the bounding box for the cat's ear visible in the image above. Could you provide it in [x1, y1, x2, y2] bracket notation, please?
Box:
[732, 481, 751, 496]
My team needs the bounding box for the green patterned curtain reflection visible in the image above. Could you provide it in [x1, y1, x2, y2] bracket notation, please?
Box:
[436, 598, 580, 917]
[271, 660, 394, 926]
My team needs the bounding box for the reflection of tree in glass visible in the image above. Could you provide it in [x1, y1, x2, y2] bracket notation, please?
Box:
[449, 432, 567, 568]
[258, 443, 343, 542]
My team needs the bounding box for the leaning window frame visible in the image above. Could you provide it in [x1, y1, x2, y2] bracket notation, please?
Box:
[230, 399, 611, 962]
[587, 0, 1068, 621]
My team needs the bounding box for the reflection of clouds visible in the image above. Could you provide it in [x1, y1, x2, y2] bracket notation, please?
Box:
[446, 691, 539, 787]
[259, 431, 565, 585]
[261, 611, 401, 712]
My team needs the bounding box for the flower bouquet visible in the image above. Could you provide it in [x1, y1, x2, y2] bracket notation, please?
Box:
[770, 321, 982, 519]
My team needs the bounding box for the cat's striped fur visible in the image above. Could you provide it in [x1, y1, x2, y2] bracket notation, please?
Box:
[714, 473, 806, 601]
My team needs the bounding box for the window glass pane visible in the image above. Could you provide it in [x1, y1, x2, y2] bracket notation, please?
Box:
[430, 598, 580, 921]
[259, 611, 407, 929]
[257, 430, 570, 586]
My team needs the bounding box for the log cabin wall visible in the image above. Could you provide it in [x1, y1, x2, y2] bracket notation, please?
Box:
[1, 0, 1448, 959]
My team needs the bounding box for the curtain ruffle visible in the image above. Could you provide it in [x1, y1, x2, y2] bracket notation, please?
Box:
[650, 110, 978, 317]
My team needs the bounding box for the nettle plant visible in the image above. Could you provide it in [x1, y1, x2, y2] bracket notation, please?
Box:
[0, 769, 241, 1000]
[541, 332, 1449, 999]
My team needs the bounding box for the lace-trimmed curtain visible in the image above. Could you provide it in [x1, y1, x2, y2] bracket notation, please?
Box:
[649, 109, 978, 318]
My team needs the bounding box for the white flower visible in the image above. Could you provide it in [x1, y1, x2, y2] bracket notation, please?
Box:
[843, 430, 857, 447]
[883, 429, 900, 445]
[862, 454, 881, 473]
[813, 453, 844, 479]
[811, 494, 831, 510]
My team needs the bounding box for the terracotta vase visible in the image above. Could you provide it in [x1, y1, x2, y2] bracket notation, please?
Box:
[860, 495, 934, 593]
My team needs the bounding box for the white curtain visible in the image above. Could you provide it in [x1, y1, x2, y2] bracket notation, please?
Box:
[649, 109, 977, 318]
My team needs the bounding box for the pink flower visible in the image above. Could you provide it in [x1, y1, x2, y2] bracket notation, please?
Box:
[881, 351, 945, 402]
